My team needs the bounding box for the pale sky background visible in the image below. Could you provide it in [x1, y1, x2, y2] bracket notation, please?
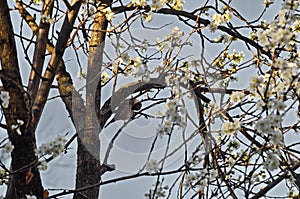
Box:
[0, 0, 289, 198]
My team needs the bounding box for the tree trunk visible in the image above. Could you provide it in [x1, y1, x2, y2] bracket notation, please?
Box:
[0, 0, 43, 198]
[6, 129, 44, 199]
[73, 1, 112, 198]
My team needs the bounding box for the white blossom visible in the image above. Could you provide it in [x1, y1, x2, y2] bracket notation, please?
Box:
[263, 0, 274, 6]
[2, 100, 9, 109]
[256, 114, 283, 136]
[210, 169, 218, 179]
[166, 99, 179, 109]
[33, 0, 42, 5]
[221, 121, 241, 135]
[226, 156, 235, 167]
[211, 11, 232, 27]
[264, 152, 280, 171]
[0, 91, 10, 108]
[143, 11, 153, 22]
[151, 0, 166, 11]
[35, 135, 67, 158]
[156, 121, 172, 137]
[37, 161, 48, 171]
[283, 0, 299, 10]
[170, 0, 185, 10]
[156, 38, 168, 52]
[184, 173, 197, 188]
[141, 39, 149, 52]
[132, 0, 148, 7]
[0, 91, 10, 102]
[4, 141, 14, 153]
[212, 14, 224, 26]
[293, 20, 300, 33]
[228, 49, 244, 64]
[26, 195, 37, 199]
[101, 72, 110, 85]
[103, 7, 114, 21]
[230, 91, 245, 103]
[11, 119, 24, 135]
[272, 99, 286, 111]
[145, 159, 159, 174]
[257, 31, 269, 46]
[249, 76, 264, 90]
[196, 178, 207, 192]
[41, 14, 53, 24]
[271, 130, 283, 145]
[77, 70, 87, 79]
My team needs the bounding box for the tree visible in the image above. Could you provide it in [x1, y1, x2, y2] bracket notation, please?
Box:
[0, 0, 300, 198]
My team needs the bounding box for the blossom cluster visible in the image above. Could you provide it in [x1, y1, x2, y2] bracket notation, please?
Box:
[165, 26, 184, 46]
[0, 140, 14, 175]
[132, 0, 184, 12]
[230, 91, 245, 103]
[221, 120, 241, 135]
[184, 169, 217, 192]
[256, 114, 282, 134]
[156, 26, 185, 52]
[0, 91, 10, 108]
[176, 61, 195, 84]
[256, 114, 284, 146]
[248, 71, 294, 107]
[204, 101, 220, 118]
[101, 72, 110, 86]
[263, 0, 274, 6]
[41, 14, 53, 24]
[0, 169, 8, 186]
[112, 27, 188, 81]
[35, 135, 67, 158]
[119, 54, 149, 78]
[257, 1, 299, 51]
[132, 0, 148, 7]
[102, 7, 115, 21]
[275, 58, 298, 82]
[37, 160, 48, 171]
[156, 98, 187, 137]
[213, 49, 245, 68]
[210, 11, 232, 31]
[144, 180, 168, 198]
[33, 0, 42, 4]
[170, 0, 184, 10]
[0, 141, 15, 184]
[249, 76, 264, 91]
[264, 151, 280, 171]
[249, 59, 300, 128]
[77, 70, 87, 80]
[145, 159, 159, 174]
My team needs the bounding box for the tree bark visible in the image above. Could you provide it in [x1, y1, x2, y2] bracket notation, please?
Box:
[31, 0, 82, 130]
[73, 1, 112, 198]
[28, 0, 55, 103]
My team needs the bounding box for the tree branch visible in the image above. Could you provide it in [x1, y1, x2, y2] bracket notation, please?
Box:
[31, 0, 82, 131]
